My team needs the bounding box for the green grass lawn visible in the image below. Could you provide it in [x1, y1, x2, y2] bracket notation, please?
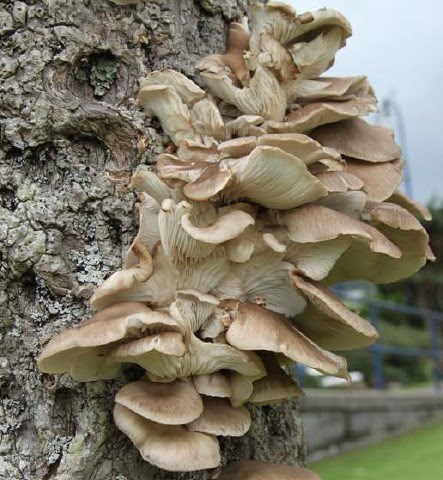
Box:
[310, 422, 443, 480]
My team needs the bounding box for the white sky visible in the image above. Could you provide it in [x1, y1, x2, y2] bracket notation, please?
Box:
[288, 0, 443, 204]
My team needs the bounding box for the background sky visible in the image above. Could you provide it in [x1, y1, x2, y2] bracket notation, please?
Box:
[288, 0, 443, 205]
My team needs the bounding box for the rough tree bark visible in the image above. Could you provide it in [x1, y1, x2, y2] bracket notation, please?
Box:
[0, 1, 305, 479]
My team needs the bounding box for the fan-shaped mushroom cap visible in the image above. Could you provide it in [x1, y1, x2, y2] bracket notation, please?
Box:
[130, 165, 175, 204]
[316, 171, 364, 193]
[291, 275, 378, 350]
[225, 302, 348, 378]
[114, 404, 220, 471]
[387, 190, 432, 221]
[249, 353, 303, 405]
[257, 133, 341, 165]
[285, 76, 370, 104]
[311, 117, 401, 162]
[140, 69, 205, 105]
[218, 137, 257, 159]
[138, 84, 199, 145]
[228, 373, 255, 407]
[188, 397, 251, 436]
[115, 378, 203, 425]
[223, 146, 327, 209]
[193, 373, 232, 398]
[191, 98, 226, 140]
[225, 115, 267, 137]
[90, 242, 153, 309]
[38, 302, 180, 381]
[326, 202, 431, 284]
[266, 92, 377, 134]
[285, 238, 351, 281]
[282, 204, 401, 259]
[345, 159, 402, 202]
[215, 460, 321, 479]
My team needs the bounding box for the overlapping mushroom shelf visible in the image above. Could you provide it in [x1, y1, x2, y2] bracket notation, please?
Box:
[38, 1, 433, 474]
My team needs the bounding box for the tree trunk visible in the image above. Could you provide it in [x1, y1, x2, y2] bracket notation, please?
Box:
[0, 1, 305, 479]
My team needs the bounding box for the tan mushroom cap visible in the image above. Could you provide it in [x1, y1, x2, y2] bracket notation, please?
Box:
[257, 132, 342, 165]
[90, 242, 153, 310]
[285, 237, 351, 281]
[130, 165, 174, 204]
[228, 372, 255, 407]
[138, 84, 198, 145]
[218, 137, 257, 159]
[327, 202, 431, 284]
[183, 165, 233, 201]
[311, 117, 401, 162]
[266, 93, 377, 134]
[316, 171, 364, 193]
[181, 209, 255, 243]
[345, 159, 402, 202]
[188, 397, 251, 436]
[249, 353, 303, 405]
[114, 404, 220, 471]
[282, 204, 401, 259]
[37, 302, 180, 381]
[193, 373, 232, 398]
[115, 378, 203, 425]
[225, 302, 348, 378]
[291, 275, 379, 350]
[215, 460, 321, 479]
[286, 76, 370, 104]
[387, 190, 432, 221]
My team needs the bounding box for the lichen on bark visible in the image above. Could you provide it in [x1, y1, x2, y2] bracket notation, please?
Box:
[0, 1, 304, 479]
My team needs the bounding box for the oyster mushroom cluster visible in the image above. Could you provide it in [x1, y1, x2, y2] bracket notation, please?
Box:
[38, 1, 433, 474]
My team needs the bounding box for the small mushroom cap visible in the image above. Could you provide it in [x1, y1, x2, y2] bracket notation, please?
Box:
[38, 302, 180, 381]
[248, 353, 303, 405]
[193, 373, 232, 398]
[345, 159, 402, 202]
[114, 404, 220, 471]
[225, 302, 348, 378]
[188, 397, 251, 436]
[387, 190, 432, 221]
[215, 460, 321, 479]
[115, 378, 203, 425]
[311, 117, 401, 162]
[291, 275, 379, 351]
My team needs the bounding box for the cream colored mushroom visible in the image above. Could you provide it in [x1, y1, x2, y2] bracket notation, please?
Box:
[114, 404, 220, 471]
[193, 372, 232, 398]
[225, 302, 349, 378]
[291, 275, 379, 350]
[248, 353, 303, 405]
[115, 377, 203, 424]
[38, 302, 181, 381]
[188, 397, 251, 436]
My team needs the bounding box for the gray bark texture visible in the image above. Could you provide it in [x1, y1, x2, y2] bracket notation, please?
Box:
[0, 1, 305, 479]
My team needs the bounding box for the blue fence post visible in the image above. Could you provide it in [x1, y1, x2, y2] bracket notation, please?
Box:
[429, 315, 441, 392]
[369, 302, 384, 390]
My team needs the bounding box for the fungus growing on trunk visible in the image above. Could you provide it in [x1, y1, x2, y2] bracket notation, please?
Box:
[38, 0, 433, 474]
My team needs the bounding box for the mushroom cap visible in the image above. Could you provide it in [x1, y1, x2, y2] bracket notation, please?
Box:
[188, 397, 251, 436]
[215, 460, 321, 479]
[38, 302, 180, 381]
[291, 275, 379, 350]
[114, 404, 220, 471]
[225, 302, 348, 378]
[311, 117, 401, 162]
[248, 353, 303, 405]
[193, 373, 232, 398]
[115, 378, 203, 425]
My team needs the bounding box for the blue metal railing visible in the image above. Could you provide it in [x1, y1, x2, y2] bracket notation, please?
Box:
[339, 289, 443, 392]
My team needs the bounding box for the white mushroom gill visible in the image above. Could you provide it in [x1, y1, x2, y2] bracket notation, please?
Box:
[39, 1, 433, 474]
